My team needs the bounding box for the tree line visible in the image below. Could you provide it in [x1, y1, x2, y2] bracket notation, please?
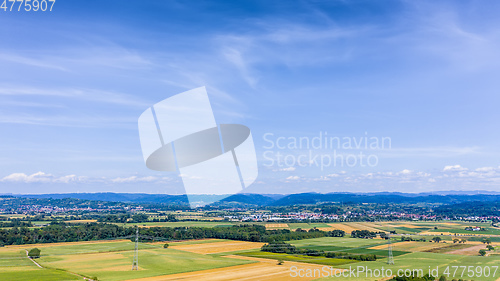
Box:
[0, 222, 335, 246]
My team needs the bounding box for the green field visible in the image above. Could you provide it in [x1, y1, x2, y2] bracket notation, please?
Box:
[428, 227, 500, 235]
[294, 237, 409, 255]
[317, 252, 500, 281]
[0, 248, 80, 281]
[0, 240, 253, 281]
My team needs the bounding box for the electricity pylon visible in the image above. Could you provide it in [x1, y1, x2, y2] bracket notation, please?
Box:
[132, 227, 139, 270]
[387, 232, 394, 265]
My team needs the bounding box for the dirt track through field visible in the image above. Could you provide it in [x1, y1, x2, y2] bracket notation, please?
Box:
[445, 244, 487, 256]
[130, 255, 344, 281]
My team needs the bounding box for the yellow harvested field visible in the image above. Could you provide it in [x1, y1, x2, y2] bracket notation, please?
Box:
[327, 223, 381, 233]
[265, 223, 289, 229]
[348, 222, 384, 232]
[327, 223, 357, 233]
[130, 255, 344, 281]
[148, 238, 221, 246]
[170, 241, 265, 254]
[317, 227, 338, 232]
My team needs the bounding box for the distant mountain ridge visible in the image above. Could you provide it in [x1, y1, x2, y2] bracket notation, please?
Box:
[7, 191, 500, 206]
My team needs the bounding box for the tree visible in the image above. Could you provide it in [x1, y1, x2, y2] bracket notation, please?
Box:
[28, 248, 41, 258]
[479, 249, 487, 256]
[453, 239, 459, 244]
[351, 230, 377, 239]
[277, 259, 284, 265]
[432, 237, 441, 243]
[487, 245, 494, 251]
[439, 275, 447, 281]
[482, 238, 491, 244]
[328, 230, 345, 237]
[163, 243, 169, 249]
[131, 214, 149, 223]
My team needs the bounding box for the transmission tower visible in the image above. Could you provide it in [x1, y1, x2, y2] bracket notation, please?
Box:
[132, 227, 139, 270]
[387, 232, 394, 265]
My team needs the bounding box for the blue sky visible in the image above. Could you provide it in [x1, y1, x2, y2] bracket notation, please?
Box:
[1, 0, 500, 194]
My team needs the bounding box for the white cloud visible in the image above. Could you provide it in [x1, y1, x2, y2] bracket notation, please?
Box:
[443, 164, 467, 171]
[55, 175, 79, 183]
[275, 167, 296, 172]
[476, 167, 495, 172]
[285, 176, 300, 180]
[379, 146, 481, 158]
[2, 172, 63, 183]
[111, 176, 158, 183]
[1, 172, 171, 185]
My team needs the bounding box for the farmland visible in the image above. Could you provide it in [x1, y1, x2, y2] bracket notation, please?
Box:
[3, 195, 500, 280]
[0, 239, 254, 281]
[2, 220, 500, 280]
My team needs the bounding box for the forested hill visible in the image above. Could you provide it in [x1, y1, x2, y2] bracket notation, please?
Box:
[7, 192, 500, 207]
[267, 193, 500, 206]
[434, 201, 500, 217]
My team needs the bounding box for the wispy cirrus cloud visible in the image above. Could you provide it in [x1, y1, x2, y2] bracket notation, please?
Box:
[0, 53, 69, 71]
[0, 86, 149, 107]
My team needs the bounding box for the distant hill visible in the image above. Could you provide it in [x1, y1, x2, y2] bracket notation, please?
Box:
[11, 191, 500, 206]
[219, 194, 279, 206]
[16, 193, 190, 205]
[271, 192, 500, 206]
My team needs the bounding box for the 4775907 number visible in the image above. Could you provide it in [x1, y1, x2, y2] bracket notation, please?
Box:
[1, 0, 55, 11]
